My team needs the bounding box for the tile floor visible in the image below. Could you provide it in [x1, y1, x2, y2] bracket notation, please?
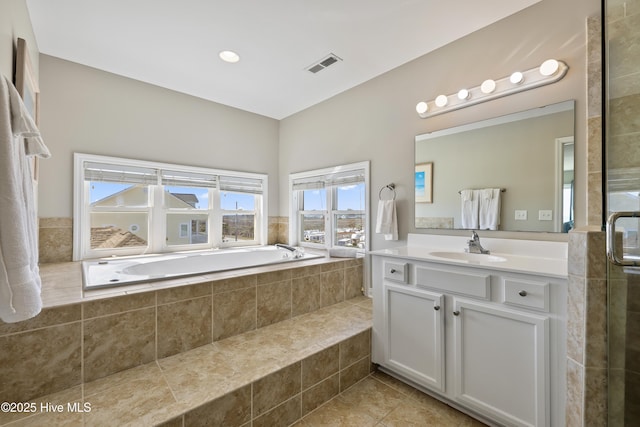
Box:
[294, 370, 488, 426]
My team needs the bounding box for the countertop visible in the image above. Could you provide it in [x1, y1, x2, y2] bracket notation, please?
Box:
[369, 246, 568, 279]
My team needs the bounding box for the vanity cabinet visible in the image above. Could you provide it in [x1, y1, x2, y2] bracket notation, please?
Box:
[371, 255, 566, 427]
[382, 282, 445, 392]
[452, 298, 548, 426]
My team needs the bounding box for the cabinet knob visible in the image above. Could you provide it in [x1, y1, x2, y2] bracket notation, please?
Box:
[519, 290, 528, 297]
[434, 305, 440, 311]
[453, 310, 460, 316]
[390, 269, 397, 273]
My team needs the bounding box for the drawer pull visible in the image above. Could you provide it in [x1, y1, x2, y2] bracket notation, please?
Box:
[518, 290, 528, 297]
[434, 305, 440, 311]
[390, 268, 397, 273]
[453, 310, 460, 316]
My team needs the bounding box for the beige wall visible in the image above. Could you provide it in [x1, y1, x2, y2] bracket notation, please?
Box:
[279, 0, 600, 249]
[0, 0, 38, 87]
[37, 55, 280, 219]
[4, 0, 600, 253]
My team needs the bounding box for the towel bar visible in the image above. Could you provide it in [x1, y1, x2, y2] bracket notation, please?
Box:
[458, 188, 506, 194]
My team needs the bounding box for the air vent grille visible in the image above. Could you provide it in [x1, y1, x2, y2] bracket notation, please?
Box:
[306, 53, 342, 73]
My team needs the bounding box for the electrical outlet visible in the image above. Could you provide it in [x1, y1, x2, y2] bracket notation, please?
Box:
[539, 210, 553, 221]
[515, 210, 527, 220]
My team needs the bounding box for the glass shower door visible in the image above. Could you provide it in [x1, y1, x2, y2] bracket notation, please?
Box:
[605, 0, 640, 425]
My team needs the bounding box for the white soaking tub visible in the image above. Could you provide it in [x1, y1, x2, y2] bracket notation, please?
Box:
[82, 245, 322, 289]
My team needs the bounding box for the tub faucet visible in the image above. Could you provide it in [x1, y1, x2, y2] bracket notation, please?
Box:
[466, 231, 490, 254]
[275, 243, 304, 259]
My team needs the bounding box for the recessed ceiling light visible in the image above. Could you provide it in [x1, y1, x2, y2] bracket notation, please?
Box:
[219, 50, 240, 63]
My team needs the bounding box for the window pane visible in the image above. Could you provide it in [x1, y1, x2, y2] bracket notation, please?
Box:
[90, 212, 148, 249]
[166, 213, 208, 245]
[336, 183, 365, 210]
[335, 213, 365, 248]
[303, 189, 326, 210]
[221, 191, 255, 210]
[222, 213, 255, 242]
[165, 186, 208, 209]
[301, 213, 325, 244]
[90, 182, 149, 207]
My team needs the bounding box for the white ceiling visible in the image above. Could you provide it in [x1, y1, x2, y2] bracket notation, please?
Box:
[26, 0, 539, 120]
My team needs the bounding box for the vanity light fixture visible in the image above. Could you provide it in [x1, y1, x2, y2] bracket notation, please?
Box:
[415, 59, 568, 118]
[480, 79, 496, 94]
[219, 50, 240, 63]
[510, 71, 524, 84]
[435, 95, 448, 107]
[416, 101, 429, 115]
[457, 89, 470, 100]
[539, 59, 560, 76]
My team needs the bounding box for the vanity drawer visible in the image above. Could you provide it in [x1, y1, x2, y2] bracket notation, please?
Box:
[502, 278, 549, 312]
[384, 261, 409, 284]
[415, 266, 490, 299]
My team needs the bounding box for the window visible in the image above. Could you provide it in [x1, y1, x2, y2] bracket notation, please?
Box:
[73, 153, 267, 260]
[220, 175, 261, 243]
[290, 162, 369, 252]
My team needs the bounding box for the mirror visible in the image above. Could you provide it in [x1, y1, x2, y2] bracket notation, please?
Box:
[415, 100, 575, 233]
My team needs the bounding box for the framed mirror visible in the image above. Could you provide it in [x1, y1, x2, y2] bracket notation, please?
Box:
[415, 100, 575, 233]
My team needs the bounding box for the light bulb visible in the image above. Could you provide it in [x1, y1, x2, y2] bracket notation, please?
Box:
[539, 59, 559, 76]
[416, 101, 428, 115]
[435, 95, 448, 107]
[457, 89, 470, 100]
[480, 79, 496, 94]
[219, 50, 240, 63]
[510, 72, 524, 84]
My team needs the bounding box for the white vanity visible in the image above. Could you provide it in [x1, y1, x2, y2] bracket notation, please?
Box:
[370, 234, 567, 427]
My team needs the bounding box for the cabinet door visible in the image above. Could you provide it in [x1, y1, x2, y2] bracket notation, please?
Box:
[383, 282, 445, 392]
[452, 298, 549, 427]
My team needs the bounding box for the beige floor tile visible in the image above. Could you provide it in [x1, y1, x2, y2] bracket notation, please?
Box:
[298, 373, 487, 427]
[337, 377, 404, 420]
[381, 400, 469, 427]
[296, 395, 379, 426]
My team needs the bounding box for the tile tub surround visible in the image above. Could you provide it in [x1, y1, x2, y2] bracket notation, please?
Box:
[0, 297, 372, 427]
[0, 256, 364, 406]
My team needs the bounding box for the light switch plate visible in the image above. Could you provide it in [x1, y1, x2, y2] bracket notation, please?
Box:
[538, 210, 553, 221]
[515, 210, 527, 220]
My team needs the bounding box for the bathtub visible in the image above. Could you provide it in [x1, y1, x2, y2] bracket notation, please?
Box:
[82, 246, 323, 289]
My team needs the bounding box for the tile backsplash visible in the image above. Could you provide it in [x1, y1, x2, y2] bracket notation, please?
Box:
[39, 216, 291, 264]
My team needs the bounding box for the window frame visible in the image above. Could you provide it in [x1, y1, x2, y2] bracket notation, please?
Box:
[73, 153, 267, 260]
[289, 161, 369, 253]
[220, 191, 259, 245]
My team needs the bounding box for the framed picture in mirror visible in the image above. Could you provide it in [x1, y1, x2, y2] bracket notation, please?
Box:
[415, 162, 433, 203]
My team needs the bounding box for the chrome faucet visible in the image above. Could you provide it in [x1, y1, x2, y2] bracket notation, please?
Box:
[275, 243, 304, 259]
[466, 231, 490, 254]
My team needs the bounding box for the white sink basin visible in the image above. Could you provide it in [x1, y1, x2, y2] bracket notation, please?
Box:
[428, 251, 507, 263]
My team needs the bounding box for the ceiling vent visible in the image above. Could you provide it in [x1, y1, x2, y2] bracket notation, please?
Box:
[306, 53, 342, 74]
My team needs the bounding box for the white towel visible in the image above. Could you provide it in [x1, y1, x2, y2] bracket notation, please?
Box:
[479, 188, 501, 230]
[460, 190, 479, 229]
[0, 75, 51, 323]
[376, 199, 398, 241]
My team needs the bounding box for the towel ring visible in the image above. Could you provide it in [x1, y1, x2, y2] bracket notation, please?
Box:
[379, 184, 396, 200]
